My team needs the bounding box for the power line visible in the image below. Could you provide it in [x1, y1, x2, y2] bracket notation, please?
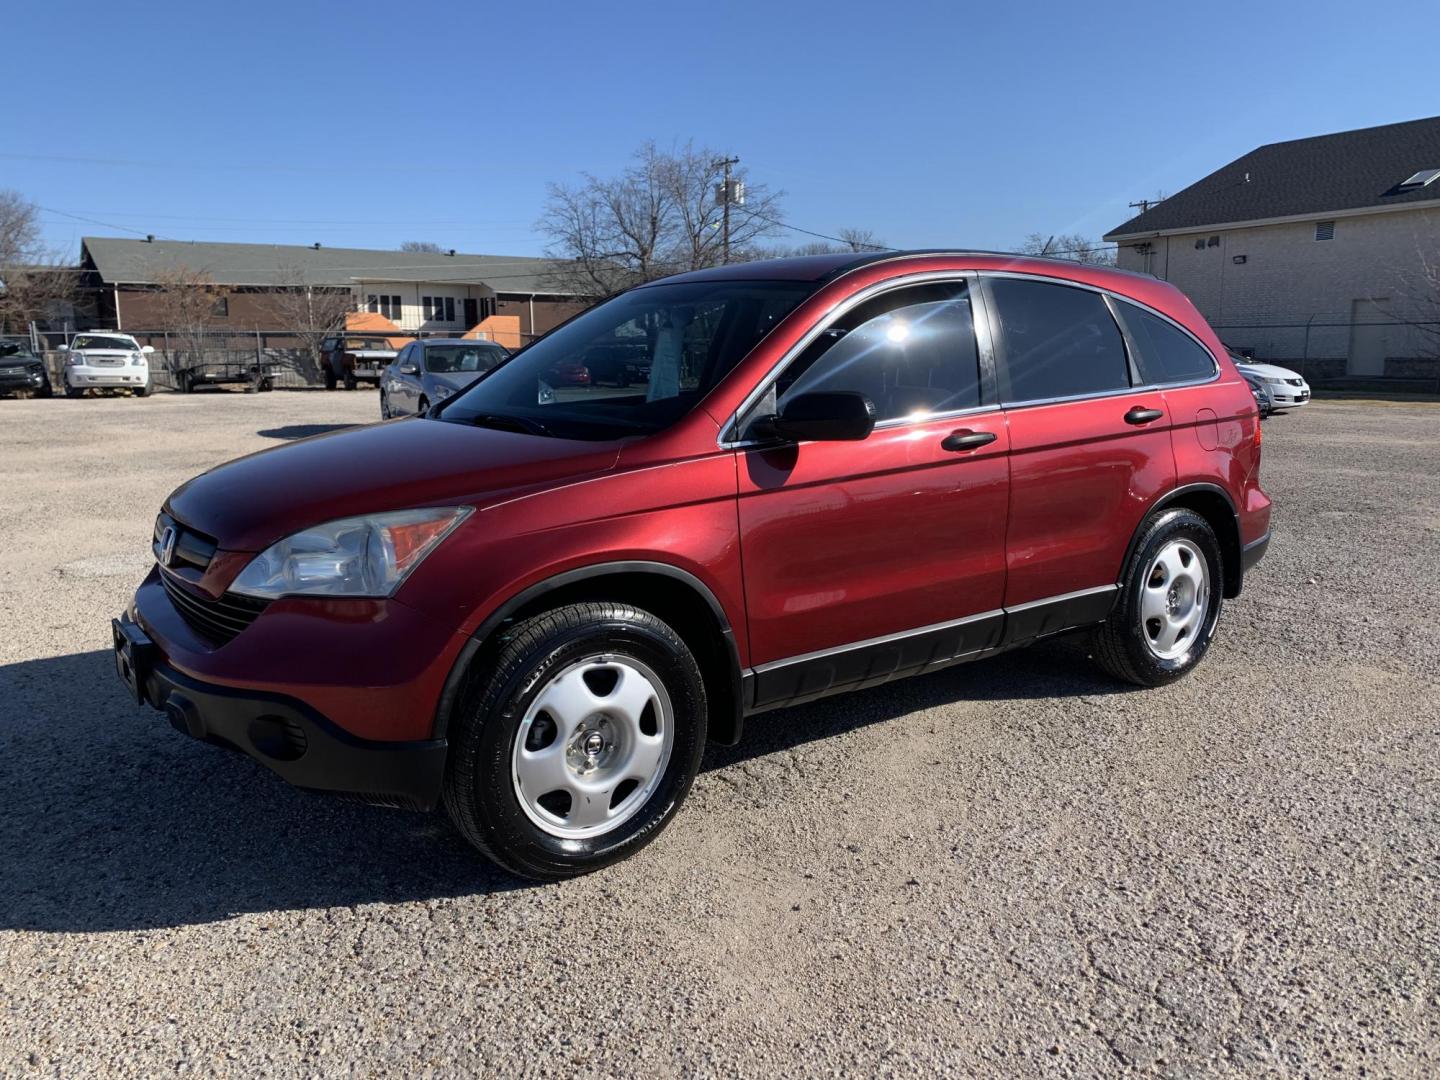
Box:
[742, 210, 891, 252]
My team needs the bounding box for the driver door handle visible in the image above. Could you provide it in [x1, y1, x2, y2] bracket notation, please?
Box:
[941, 429, 998, 452]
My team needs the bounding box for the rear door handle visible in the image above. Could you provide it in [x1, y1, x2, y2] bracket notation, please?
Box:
[1124, 406, 1163, 425]
[941, 429, 998, 452]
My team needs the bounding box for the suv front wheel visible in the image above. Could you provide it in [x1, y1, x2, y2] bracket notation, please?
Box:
[1093, 508, 1223, 687]
[443, 602, 707, 880]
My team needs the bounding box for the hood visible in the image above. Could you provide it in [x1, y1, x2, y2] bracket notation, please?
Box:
[1234, 361, 1301, 381]
[0, 354, 40, 368]
[166, 418, 622, 552]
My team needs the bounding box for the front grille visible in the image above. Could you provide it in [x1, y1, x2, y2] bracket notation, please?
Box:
[90, 355, 126, 367]
[154, 513, 217, 573]
[160, 570, 268, 644]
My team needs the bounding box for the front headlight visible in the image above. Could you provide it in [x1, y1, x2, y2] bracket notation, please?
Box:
[66, 352, 84, 367]
[130, 351, 145, 366]
[230, 507, 471, 599]
[433, 384, 453, 401]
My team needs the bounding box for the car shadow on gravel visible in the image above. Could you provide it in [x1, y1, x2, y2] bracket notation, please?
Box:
[0, 649, 527, 933]
[703, 635, 1136, 772]
[256, 424, 357, 440]
[0, 638, 1129, 932]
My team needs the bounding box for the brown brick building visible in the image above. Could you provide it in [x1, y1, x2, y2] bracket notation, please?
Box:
[78, 237, 592, 341]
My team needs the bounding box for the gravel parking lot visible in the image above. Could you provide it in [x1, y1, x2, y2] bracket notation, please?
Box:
[1, 388, 1437, 1077]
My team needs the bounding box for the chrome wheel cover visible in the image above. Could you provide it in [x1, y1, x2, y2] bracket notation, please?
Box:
[511, 654, 674, 839]
[1140, 538, 1211, 660]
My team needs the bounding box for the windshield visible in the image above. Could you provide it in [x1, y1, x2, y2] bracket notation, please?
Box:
[437, 280, 812, 439]
[1, 341, 38, 358]
[426, 343, 507, 374]
[346, 338, 392, 351]
[73, 335, 137, 351]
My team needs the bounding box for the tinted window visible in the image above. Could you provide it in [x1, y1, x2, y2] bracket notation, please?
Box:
[989, 278, 1129, 402]
[425, 344, 505, 374]
[439, 281, 812, 440]
[758, 281, 980, 427]
[1116, 301, 1217, 384]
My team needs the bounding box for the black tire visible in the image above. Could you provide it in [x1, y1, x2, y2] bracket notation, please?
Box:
[259, 377, 274, 392]
[134, 380, 152, 398]
[175, 372, 192, 394]
[63, 377, 84, 399]
[1092, 508, 1223, 687]
[343, 372, 358, 391]
[323, 366, 338, 391]
[443, 602, 708, 880]
[35, 377, 54, 399]
[416, 395, 430, 416]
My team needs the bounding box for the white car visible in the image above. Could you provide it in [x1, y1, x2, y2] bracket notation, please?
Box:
[1230, 355, 1310, 411]
[59, 332, 155, 398]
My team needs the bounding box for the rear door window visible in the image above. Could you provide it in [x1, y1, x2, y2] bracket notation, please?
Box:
[1114, 300, 1217, 384]
[987, 278, 1130, 403]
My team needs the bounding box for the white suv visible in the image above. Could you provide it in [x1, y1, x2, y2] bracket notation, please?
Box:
[60, 332, 155, 398]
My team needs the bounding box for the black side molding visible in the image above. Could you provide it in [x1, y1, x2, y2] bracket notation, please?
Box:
[1241, 530, 1271, 574]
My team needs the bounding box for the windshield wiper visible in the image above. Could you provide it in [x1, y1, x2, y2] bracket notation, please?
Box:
[465, 412, 553, 437]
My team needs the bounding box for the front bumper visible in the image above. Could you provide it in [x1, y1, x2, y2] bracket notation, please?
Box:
[0, 369, 46, 389]
[1269, 386, 1310, 407]
[112, 613, 447, 810]
[69, 367, 148, 386]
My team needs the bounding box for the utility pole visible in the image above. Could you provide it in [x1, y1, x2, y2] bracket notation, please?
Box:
[715, 156, 742, 264]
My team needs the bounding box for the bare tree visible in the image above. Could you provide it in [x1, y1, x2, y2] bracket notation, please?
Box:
[400, 240, 443, 253]
[0, 189, 76, 333]
[269, 265, 355, 381]
[768, 227, 888, 257]
[1378, 223, 1440, 364]
[150, 266, 232, 378]
[1017, 232, 1116, 266]
[538, 142, 785, 297]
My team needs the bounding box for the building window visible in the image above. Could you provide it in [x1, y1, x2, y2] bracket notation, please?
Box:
[1315, 220, 1335, 241]
[423, 296, 455, 322]
[211, 295, 229, 317]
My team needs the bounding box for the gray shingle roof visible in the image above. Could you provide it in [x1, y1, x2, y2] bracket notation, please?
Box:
[1105, 116, 1440, 239]
[82, 237, 578, 295]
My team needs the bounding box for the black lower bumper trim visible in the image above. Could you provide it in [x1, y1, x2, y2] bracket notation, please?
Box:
[114, 615, 446, 810]
[1242, 529, 1271, 574]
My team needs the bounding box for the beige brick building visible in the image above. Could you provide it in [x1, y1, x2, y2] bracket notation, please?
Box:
[1105, 117, 1440, 385]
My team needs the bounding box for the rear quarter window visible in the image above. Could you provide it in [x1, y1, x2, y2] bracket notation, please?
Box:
[988, 277, 1130, 403]
[1114, 300, 1218, 384]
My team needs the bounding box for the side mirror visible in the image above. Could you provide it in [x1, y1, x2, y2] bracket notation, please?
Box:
[399, 363, 418, 375]
[753, 391, 876, 443]
[141, 345, 155, 354]
[57, 344, 69, 352]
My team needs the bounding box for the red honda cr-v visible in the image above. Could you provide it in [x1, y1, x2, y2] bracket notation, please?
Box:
[113, 252, 1271, 879]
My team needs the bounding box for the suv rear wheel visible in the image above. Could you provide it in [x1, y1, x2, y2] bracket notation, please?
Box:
[443, 602, 707, 880]
[1092, 508, 1223, 686]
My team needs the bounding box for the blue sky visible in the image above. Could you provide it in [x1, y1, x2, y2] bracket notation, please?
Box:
[5, 0, 1438, 259]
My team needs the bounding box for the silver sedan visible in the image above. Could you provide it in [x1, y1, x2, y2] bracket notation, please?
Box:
[380, 339, 510, 418]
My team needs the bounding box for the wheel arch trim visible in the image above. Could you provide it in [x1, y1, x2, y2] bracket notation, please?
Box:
[433, 560, 743, 744]
[1121, 483, 1243, 598]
